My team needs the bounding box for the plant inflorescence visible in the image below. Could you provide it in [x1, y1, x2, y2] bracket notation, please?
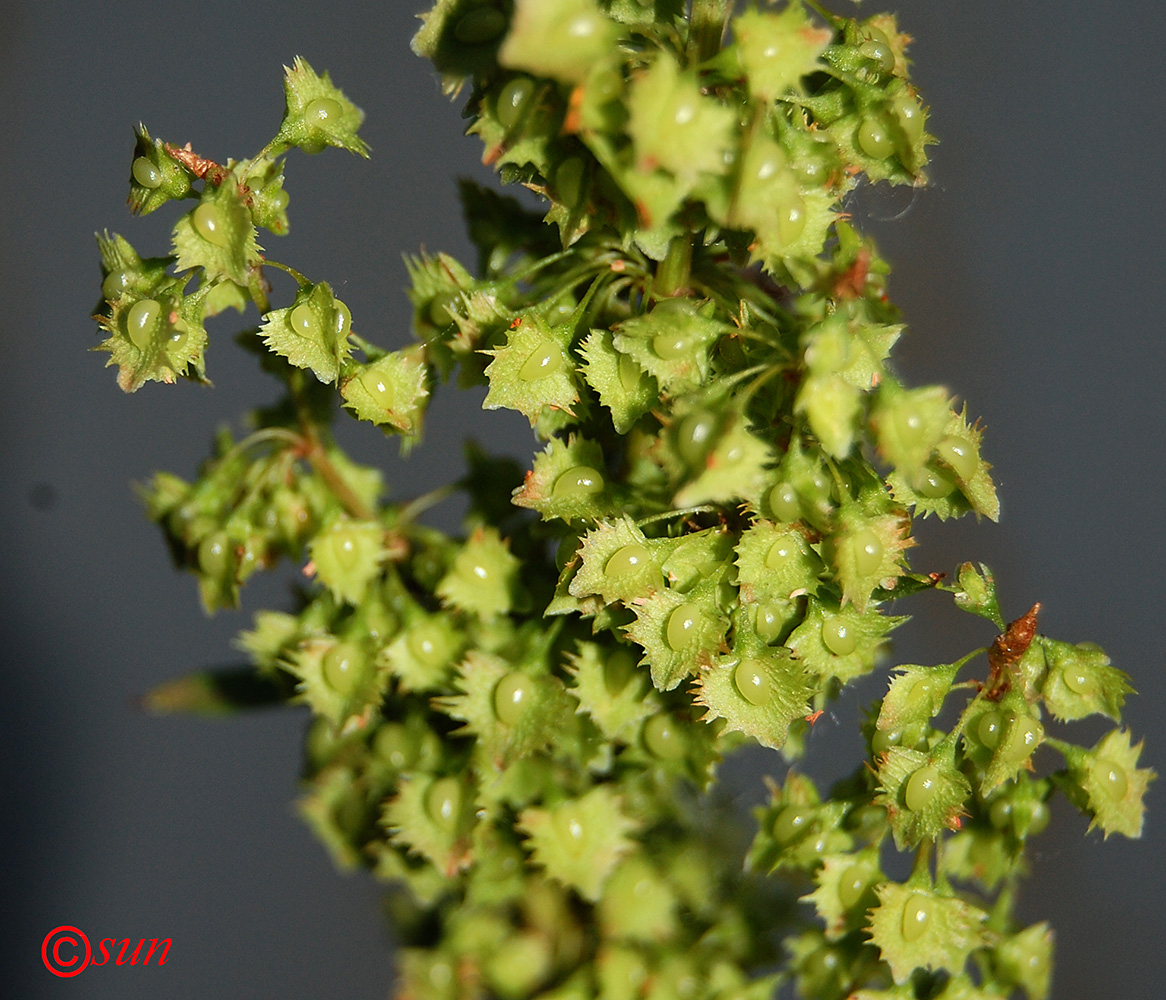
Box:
[92, 2, 1151, 998]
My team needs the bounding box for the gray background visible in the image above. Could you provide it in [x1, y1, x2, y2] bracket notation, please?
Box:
[2, 1, 1163, 997]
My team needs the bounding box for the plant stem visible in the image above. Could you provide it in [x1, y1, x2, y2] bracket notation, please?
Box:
[655, 235, 693, 298]
[689, 0, 730, 61]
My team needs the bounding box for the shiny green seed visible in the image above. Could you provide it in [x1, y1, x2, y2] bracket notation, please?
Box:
[1024, 799, 1050, 836]
[192, 202, 229, 247]
[857, 117, 894, 159]
[493, 672, 534, 725]
[794, 156, 826, 185]
[653, 332, 692, 359]
[915, 466, 956, 498]
[904, 763, 940, 812]
[132, 156, 162, 188]
[102, 269, 131, 301]
[496, 77, 535, 129]
[936, 436, 978, 481]
[603, 648, 637, 697]
[373, 724, 415, 770]
[359, 369, 394, 406]
[168, 316, 190, 352]
[768, 482, 801, 522]
[837, 864, 871, 909]
[892, 91, 925, 146]
[871, 727, 901, 756]
[1095, 759, 1129, 800]
[643, 713, 685, 760]
[269, 188, 290, 212]
[554, 156, 586, 208]
[776, 194, 807, 245]
[407, 623, 446, 666]
[901, 893, 933, 942]
[821, 617, 857, 656]
[197, 531, 231, 578]
[754, 603, 787, 643]
[733, 659, 771, 706]
[617, 354, 643, 391]
[552, 466, 604, 497]
[772, 806, 811, 845]
[305, 96, 342, 125]
[977, 710, 1004, 749]
[518, 342, 566, 381]
[989, 798, 1013, 830]
[666, 602, 705, 650]
[1062, 666, 1097, 696]
[676, 410, 718, 466]
[553, 802, 587, 851]
[425, 777, 463, 831]
[125, 298, 160, 349]
[333, 300, 352, 338]
[999, 716, 1044, 763]
[322, 641, 363, 696]
[605, 543, 650, 578]
[289, 302, 319, 338]
[851, 529, 884, 576]
[427, 292, 458, 327]
[859, 28, 895, 73]
[454, 7, 506, 44]
[765, 536, 798, 571]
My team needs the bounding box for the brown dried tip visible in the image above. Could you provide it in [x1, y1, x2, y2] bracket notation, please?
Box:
[986, 602, 1041, 696]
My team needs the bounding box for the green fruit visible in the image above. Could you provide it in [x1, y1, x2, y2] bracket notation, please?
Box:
[304, 97, 342, 125]
[552, 466, 604, 497]
[496, 77, 536, 129]
[915, 466, 956, 498]
[427, 292, 458, 327]
[765, 536, 797, 571]
[518, 342, 566, 381]
[976, 710, 1004, 749]
[554, 802, 588, 852]
[168, 316, 190, 352]
[998, 716, 1043, 764]
[676, 409, 719, 467]
[935, 435, 978, 481]
[1061, 665, 1097, 696]
[333, 300, 352, 338]
[554, 156, 586, 208]
[359, 369, 394, 405]
[373, 724, 416, 770]
[289, 302, 318, 338]
[904, 763, 940, 812]
[850, 529, 884, 576]
[776, 194, 807, 245]
[407, 622, 448, 666]
[125, 298, 160, 349]
[772, 806, 811, 845]
[425, 777, 463, 831]
[859, 28, 895, 73]
[821, 617, 857, 656]
[901, 893, 933, 942]
[192, 203, 229, 247]
[838, 864, 872, 909]
[454, 6, 506, 44]
[754, 603, 787, 643]
[857, 116, 894, 159]
[1094, 759, 1129, 801]
[989, 798, 1013, 830]
[666, 602, 707, 650]
[891, 91, 925, 147]
[603, 648, 637, 696]
[102, 269, 131, 301]
[617, 354, 643, 391]
[494, 672, 535, 725]
[733, 659, 771, 706]
[322, 641, 363, 696]
[605, 543, 650, 578]
[643, 714, 685, 760]
[652, 332, 693, 359]
[132, 155, 162, 188]
[767, 482, 801, 522]
[871, 727, 901, 756]
[198, 531, 232, 578]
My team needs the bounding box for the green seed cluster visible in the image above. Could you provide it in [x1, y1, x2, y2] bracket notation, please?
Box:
[93, 4, 1152, 1000]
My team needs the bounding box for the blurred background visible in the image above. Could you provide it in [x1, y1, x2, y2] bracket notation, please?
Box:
[2, 1, 1163, 996]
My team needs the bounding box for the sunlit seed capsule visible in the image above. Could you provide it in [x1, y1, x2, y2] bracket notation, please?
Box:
[999, 716, 1044, 764]
[1061, 665, 1097, 696]
[821, 617, 857, 656]
[1095, 759, 1129, 800]
[373, 724, 415, 770]
[989, 798, 1013, 830]
[617, 354, 643, 392]
[838, 864, 871, 909]
[733, 659, 771, 706]
[554, 156, 586, 208]
[425, 777, 462, 831]
[605, 543, 650, 578]
[891, 92, 925, 147]
[518, 342, 566, 381]
[554, 802, 588, 851]
[857, 117, 894, 159]
[132, 155, 163, 188]
[603, 648, 637, 696]
[904, 763, 940, 812]
[935, 436, 978, 481]
[359, 369, 394, 405]
[776, 194, 807, 245]
[493, 672, 534, 725]
[427, 292, 458, 327]
[676, 410, 718, 466]
[269, 188, 290, 212]
[749, 146, 785, 183]
[322, 641, 363, 696]
[772, 806, 811, 845]
[871, 727, 901, 756]
[552, 466, 604, 497]
[643, 713, 685, 760]
[765, 537, 798, 571]
[496, 77, 535, 129]
[901, 893, 933, 942]
[915, 466, 956, 498]
[197, 531, 231, 578]
[850, 529, 884, 576]
[192, 203, 229, 247]
[453, 7, 507, 44]
[305, 96, 342, 125]
[859, 28, 895, 73]
[973, 712, 1005, 751]
[652, 331, 692, 360]
[805, 946, 840, 981]
[754, 603, 786, 644]
[125, 298, 161, 349]
[168, 317, 190, 352]
[407, 623, 445, 666]
[794, 156, 826, 186]
[1024, 799, 1050, 836]
[666, 603, 705, 650]
[288, 302, 319, 338]
[333, 300, 352, 338]
[102, 269, 131, 301]
[768, 482, 801, 522]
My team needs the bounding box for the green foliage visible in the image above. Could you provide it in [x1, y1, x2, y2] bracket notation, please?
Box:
[92, 4, 1152, 999]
